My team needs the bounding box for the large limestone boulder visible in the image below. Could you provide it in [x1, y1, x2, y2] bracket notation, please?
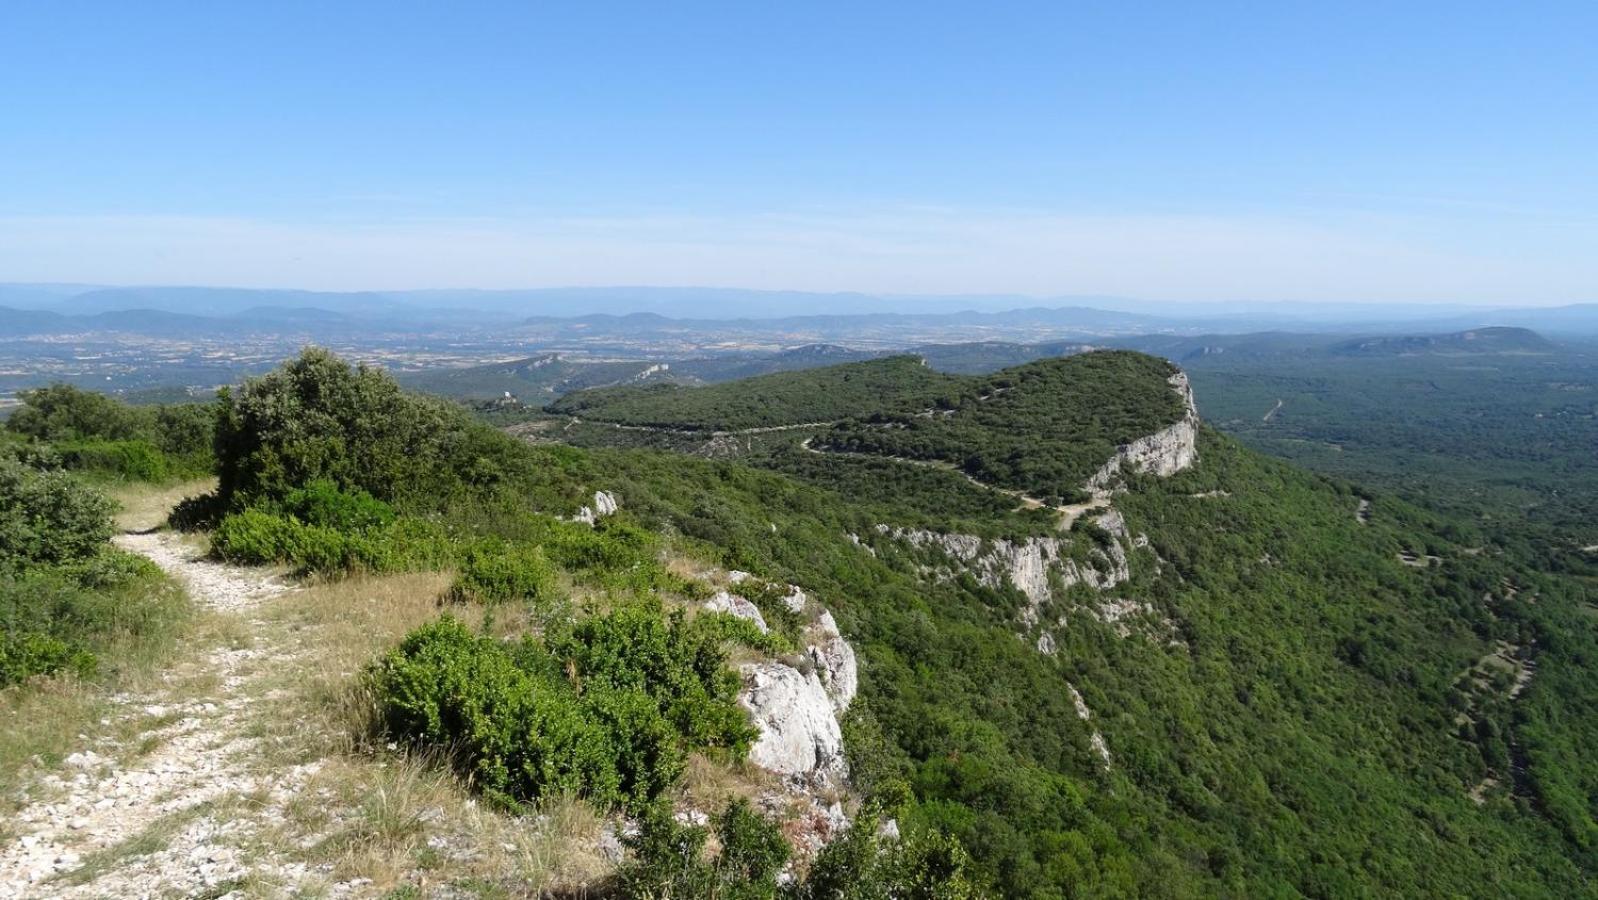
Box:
[739, 662, 847, 784]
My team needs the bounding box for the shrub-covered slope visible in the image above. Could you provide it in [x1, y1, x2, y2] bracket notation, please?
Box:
[547, 355, 965, 431]
[17, 348, 1594, 896]
[546, 352, 1598, 897]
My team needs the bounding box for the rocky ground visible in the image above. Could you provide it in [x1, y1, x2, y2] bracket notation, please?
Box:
[0, 531, 327, 897]
[0, 529, 612, 898]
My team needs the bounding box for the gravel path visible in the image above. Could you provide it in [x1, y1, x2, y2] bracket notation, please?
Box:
[113, 531, 295, 611]
[0, 532, 317, 898]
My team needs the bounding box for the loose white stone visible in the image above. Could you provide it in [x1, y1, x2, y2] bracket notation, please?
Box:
[705, 591, 769, 633]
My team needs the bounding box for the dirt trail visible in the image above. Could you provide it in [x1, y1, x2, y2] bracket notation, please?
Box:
[0, 532, 326, 898]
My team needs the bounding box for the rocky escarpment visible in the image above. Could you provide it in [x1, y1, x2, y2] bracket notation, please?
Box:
[869, 371, 1201, 646]
[697, 575, 860, 856]
[708, 582, 858, 787]
[1087, 371, 1200, 490]
[878, 516, 1131, 628]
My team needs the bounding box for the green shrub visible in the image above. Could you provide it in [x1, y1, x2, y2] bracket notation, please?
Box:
[445, 540, 557, 605]
[58, 439, 172, 482]
[6, 385, 217, 482]
[6, 384, 145, 443]
[619, 798, 790, 899]
[553, 604, 756, 752]
[280, 479, 395, 531]
[1, 550, 184, 687]
[0, 631, 95, 686]
[213, 347, 544, 510]
[797, 809, 981, 900]
[152, 402, 217, 460]
[211, 507, 454, 576]
[0, 459, 115, 571]
[211, 508, 311, 565]
[371, 603, 754, 812]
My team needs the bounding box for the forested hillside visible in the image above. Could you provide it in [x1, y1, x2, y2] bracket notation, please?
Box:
[547, 356, 964, 431]
[540, 349, 1598, 896]
[5, 349, 1595, 897]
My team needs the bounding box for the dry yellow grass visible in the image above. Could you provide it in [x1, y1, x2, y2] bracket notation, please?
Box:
[104, 477, 217, 532]
[0, 679, 107, 805]
[234, 571, 617, 894]
[678, 752, 774, 815]
[254, 571, 455, 750]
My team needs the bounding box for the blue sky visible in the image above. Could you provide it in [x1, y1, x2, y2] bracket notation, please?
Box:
[1, 1, 1594, 302]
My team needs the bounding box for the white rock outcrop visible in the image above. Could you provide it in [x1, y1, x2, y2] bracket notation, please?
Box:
[1087, 372, 1200, 490]
[1068, 684, 1112, 769]
[705, 591, 769, 633]
[806, 610, 858, 712]
[880, 515, 1132, 627]
[739, 662, 848, 784]
[573, 490, 620, 525]
[697, 577, 859, 788]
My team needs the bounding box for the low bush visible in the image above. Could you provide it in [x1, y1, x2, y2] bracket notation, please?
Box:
[444, 539, 558, 605]
[370, 603, 756, 811]
[211, 507, 318, 565]
[0, 631, 95, 686]
[0, 550, 183, 687]
[211, 507, 453, 576]
[797, 808, 981, 900]
[0, 458, 115, 571]
[280, 479, 395, 531]
[619, 798, 790, 899]
[57, 439, 172, 482]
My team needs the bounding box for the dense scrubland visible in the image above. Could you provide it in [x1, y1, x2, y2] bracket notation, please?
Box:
[538, 349, 1598, 896]
[3, 346, 1596, 897]
[1185, 345, 1598, 542]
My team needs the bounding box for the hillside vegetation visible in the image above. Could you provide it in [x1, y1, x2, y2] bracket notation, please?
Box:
[815, 352, 1186, 501]
[6, 348, 1597, 897]
[543, 350, 1598, 896]
[548, 356, 964, 431]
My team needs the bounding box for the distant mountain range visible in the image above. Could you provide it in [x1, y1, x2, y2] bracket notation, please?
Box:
[4, 282, 1598, 336]
[403, 327, 1557, 403]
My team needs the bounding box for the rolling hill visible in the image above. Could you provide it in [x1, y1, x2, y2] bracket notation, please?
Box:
[529, 349, 1598, 896]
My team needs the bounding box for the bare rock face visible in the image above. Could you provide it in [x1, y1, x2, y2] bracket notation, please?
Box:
[573, 490, 620, 525]
[806, 610, 858, 712]
[739, 662, 848, 784]
[1067, 684, 1113, 769]
[880, 521, 1131, 626]
[705, 591, 769, 633]
[1088, 372, 1200, 490]
[781, 585, 809, 614]
[696, 577, 858, 789]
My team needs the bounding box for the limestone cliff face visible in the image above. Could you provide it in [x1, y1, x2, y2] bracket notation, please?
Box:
[1087, 372, 1200, 490]
[870, 370, 1202, 643]
[879, 518, 1131, 628]
[699, 581, 858, 788]
[739, 662, 848, 783]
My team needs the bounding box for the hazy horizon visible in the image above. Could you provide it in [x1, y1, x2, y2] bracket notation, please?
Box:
[5, 280, 1593, 318]
[4, 3, 1595, 305]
